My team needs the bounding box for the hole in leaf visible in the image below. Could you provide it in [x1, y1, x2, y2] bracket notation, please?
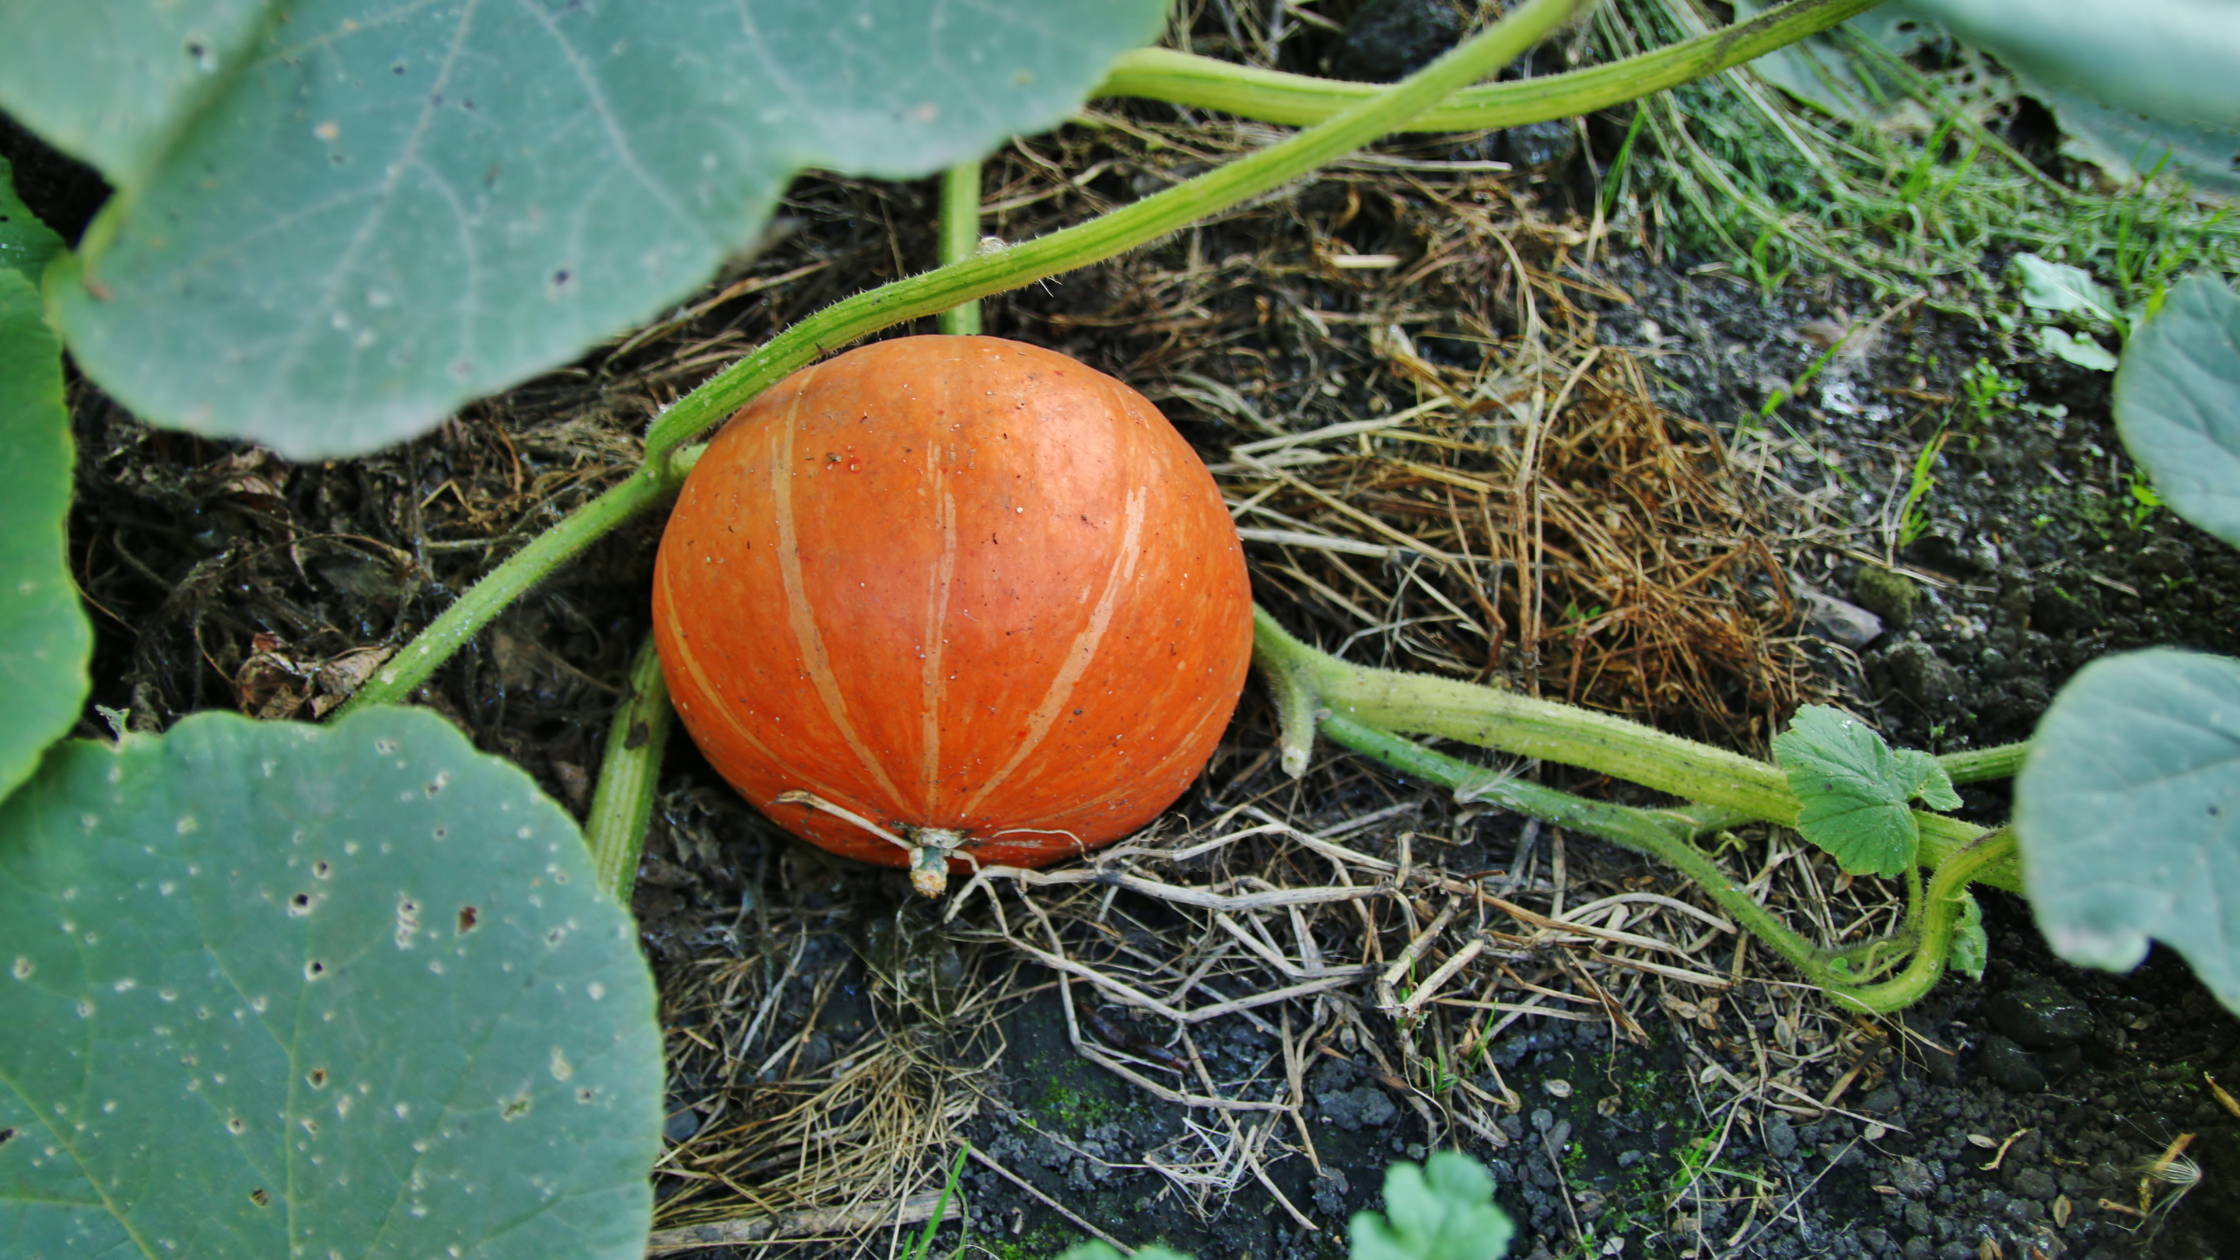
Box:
[312, 860, 332, 879]
[308, 1068, 328, 1089]
[500, 1094, 532, 1121]
[227, 1116, 246, 1135]
[457, 906, 479, 934]
[304, 959, 327, 981]
[289, 892, 313, 915]
[249, 1188, 269, 1207]
[0, 1127, 15, 1146]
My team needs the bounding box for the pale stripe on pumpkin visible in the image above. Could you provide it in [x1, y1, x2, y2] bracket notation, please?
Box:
[772, 371, 910, 810]
[958, 482, 1149, 817]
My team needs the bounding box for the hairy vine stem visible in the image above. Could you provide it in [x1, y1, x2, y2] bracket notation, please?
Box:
[1253, 607, 2021, 1008]
[935, 158, 985, 337]
[583, 634, 673, 901]
[1252, 608, 2019, 890]
[1096, 0, 1887, 131]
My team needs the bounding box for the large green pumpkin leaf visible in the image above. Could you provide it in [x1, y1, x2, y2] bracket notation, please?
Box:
[0, 266, 88, 803]
[1897, 0, 2240, 131]
[2026, 76, 2240, 195]
[15, 0, 1171, 459]
[0, 707, 663, 1257]
[0, 0, 271, 182]
[2015, 650, 2240, 1017]
[2114, 275, 2240, 549]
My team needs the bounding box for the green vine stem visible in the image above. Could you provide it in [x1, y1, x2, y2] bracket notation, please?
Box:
[1253, 606, 2023, 894]
[1268, 612, 2023, 1009]
[1939, 740, 2027, 784]
[584, 634, 673, 902]
[640, 0, 1593, 464]
[1094, 0, 1885, 131]
[1828, 829, 2018, 1012]
[1319, 714, 1860, 988]
[937, 158, 985, 337]
[337, 464, 682, 714]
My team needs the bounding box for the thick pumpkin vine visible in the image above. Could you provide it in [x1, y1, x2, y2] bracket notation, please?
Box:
[3, 0, 2237, 1253]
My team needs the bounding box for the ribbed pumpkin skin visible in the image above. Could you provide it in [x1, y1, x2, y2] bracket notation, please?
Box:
[653, 336, 1252, 876]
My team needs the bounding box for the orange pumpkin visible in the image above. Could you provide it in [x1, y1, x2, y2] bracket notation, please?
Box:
[652, 336, 1253, 894]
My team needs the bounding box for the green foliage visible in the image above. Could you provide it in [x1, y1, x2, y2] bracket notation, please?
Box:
[1950, 891, 1989, 981]
[1350, 1153, 1516, 1260]
[0, 155, 63, 281]
[2011, 251, 2122, 370]
[1860, 1, 2240, 195]
[0, 265, 89, 802]
[900, 1145, 974, 1260]
[2016, 651, 2240, 1013]
[1774, 706, 1962, 879]
[1897, 0, 2240, 130]
[2016, 271, 2240, 1018]
[1957, 358, 2024, 429]
[1057, 1246, 1196, 1260]
[5, 0, 1169, 458]
[1621, 0, 2240, 304]
[2112, 275, 2240, 546]
[0, 707, 664, 1256]
[1057, 1152, 1513, 1260]
[2012, 252, 2120, 322]
[1896, 430, 1947, 548]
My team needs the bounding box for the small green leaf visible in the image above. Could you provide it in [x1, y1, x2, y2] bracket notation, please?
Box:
[0, 707, 664, 1256]
[1893, 748, 1963, 812]
[0, 155, 65, 283]
[2015, 649, 2240, 1017]
[1773, 706, 1955, 878]
[2034, 327, 2120, 373]
[19, 0, 1171, 458]
[1950, 890, 1989, 981]
[1349, 1151, 1515, 1260]
[2011, 253, 2118, 322]
[2113, 274, 2240, 549]
[1055, 1246, 1195, 1260]
[0, 267, 90, 802]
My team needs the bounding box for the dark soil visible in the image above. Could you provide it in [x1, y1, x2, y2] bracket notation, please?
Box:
[18, 3, 2240, 1258]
